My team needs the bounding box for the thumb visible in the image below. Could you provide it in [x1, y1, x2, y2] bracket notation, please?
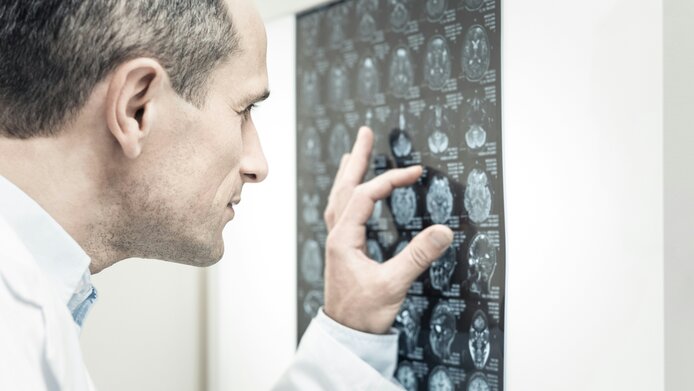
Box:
[385, 225, 454, 288]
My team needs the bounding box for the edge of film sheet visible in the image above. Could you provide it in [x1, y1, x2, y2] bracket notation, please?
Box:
[296, 1, 505, 390]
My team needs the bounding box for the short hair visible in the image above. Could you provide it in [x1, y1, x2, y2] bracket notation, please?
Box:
[0, 0, 238, 138]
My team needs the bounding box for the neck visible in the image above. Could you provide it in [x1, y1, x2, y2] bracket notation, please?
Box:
[0, 131, 125, 273]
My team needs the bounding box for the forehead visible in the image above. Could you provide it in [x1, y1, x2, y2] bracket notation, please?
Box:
[213, 0, 268, 101]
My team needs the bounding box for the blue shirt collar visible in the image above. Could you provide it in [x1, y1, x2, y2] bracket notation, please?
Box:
[0, 175, 95, 325]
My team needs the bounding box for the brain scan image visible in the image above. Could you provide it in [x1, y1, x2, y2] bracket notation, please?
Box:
[300, 126, 322, 167]
[391, 186, 417, 226]
[368, 199, 383, 225]
[301, 193, 321, 225]
[462, 25, 491, 82]
[465, 90, 491, 150]
[429, 302, 456, 360]
[367, 239, 384, 262]
[327, 6, 348, 49]
[329, 123, 352, 167]
[303, 290, 324, 319]
[300, 70, 320, 115]
[464, 0, 487, 11]
[300, 239, 323, 285]
[299, 14, 320, 55]
[466, 123, 487, 150]
[467, 233, 498, 295]
[426, 176, 453, 224]
[430, 246, 456, 292]
[357, 0, 379, 41]
[464, 169, 492, 224]
[357, 56, 381, 106]
[396, 297, 422, 355]
[468, 310, 491, 370]
[426, 104, 451, 155]
[390, 105, 413, 158]
[428, 366, 454, 391]
[389, 46, 415, 98]
[424, 35, 452, 91]
[328, 63, 350, 111]
[389, 0, 410, 32]
[426, 0, 447, 21]
[467, 372, 491, 391]
[396, 361, 418, 391]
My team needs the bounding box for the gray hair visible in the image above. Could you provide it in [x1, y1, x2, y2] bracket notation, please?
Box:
[0, 0, 239, 138]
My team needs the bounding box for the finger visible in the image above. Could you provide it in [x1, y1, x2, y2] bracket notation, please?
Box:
[383, 224, 453, 288]
[340, 127, 374, 187]
[334, 153, 351, 185]
[338, 165, 423, 227]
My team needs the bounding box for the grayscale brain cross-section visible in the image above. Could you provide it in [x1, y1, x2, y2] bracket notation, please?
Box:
[296, 1, 505, 389]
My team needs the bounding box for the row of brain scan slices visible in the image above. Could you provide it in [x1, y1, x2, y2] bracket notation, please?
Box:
[301, 229, 498, 297]
[299, 25, 492, 113]
[300, 96, 494, 169]
[396, 302, 494, 391]
[300, 0, 492, 53]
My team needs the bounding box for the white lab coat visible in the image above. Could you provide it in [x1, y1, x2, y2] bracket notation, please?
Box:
[0, 176, 403, 390]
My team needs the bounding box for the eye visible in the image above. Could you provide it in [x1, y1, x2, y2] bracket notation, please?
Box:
[239, 103, 257, 121]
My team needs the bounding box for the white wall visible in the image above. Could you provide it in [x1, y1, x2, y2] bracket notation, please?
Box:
[81, 260, 206, 391]
[208, 15, 298, 391]
[502, 0, 663, 389]
[213, 1, 667, 390]
[664, 0, 694, 389]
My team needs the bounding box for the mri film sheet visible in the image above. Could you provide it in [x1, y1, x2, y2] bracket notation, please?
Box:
[296, 1, 505, 390]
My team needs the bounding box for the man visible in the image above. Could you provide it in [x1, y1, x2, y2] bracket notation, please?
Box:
[0, 0, 453, 389]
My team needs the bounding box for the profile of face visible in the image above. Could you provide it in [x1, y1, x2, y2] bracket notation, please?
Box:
[468, 310, 491, 369]
[396, 297, 422, 355]
[430, 246, 456, 292]
[467, 233, 498, 295]
[100, 0, 269, 267]
[429, 301, 456, 360]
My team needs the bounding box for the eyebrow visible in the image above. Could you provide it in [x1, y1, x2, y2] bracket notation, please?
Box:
[240, 89, 271, 108]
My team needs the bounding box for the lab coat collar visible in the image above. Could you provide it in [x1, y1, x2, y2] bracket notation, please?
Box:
[0, 175, 92, 306]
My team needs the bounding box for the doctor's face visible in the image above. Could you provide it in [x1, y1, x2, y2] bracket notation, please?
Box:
[110, 0, 269, 266]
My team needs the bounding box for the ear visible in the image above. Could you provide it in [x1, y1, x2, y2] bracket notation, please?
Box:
[105, 58, 166, 159]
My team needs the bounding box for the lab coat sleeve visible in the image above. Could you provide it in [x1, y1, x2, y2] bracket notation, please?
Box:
[272, 309, 404, 391]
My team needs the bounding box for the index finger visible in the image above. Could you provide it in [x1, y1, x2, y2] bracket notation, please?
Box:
[337, 165, 423, 228]
[339, 127, 374, 187]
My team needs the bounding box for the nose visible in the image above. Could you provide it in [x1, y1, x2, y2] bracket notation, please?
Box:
[240, 119, 269, 183]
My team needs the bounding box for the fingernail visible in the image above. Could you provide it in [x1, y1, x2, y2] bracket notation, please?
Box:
[431, 227, 453, 250]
